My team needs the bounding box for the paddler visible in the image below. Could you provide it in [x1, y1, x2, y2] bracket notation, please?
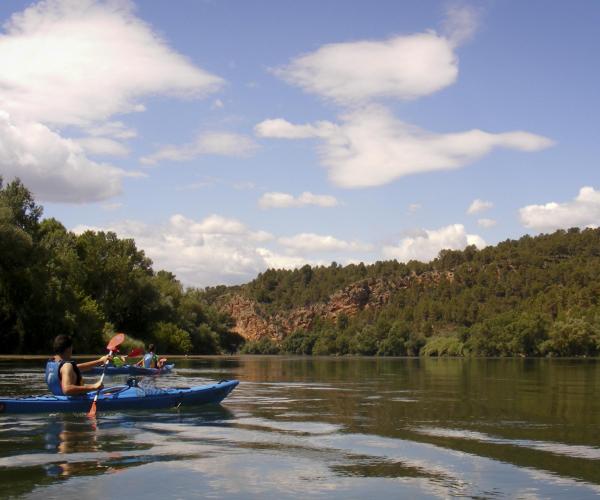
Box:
[136, 344, 166, 369]
[45, 335, 112, 396]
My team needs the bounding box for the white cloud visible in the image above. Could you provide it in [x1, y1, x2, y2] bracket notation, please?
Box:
[467, 198, 493, 214]
[408, 203, 422, 213]
[140, 132, 259, 165]
[259, 191, 338, 209]
[383, 224, 485, 263]
[71, 214, 347, 286]
[477, 218, 497, 228]
[75, 137, 130, 157]
[0, 0, 225, 202]
[519, 186, 600, 232]
[0, 111, 131, 203]
[72, 214, 280, 287]
[274, 32, 460, 104]
[256, 106, 553, 188]
[84, 121, 137, 140]
[256, 248, 323, 270]
[441, 4, 481, 46]
[0, 0, 223, 126]
[278, 233, 372, 254]
[255, 119, 335, 139]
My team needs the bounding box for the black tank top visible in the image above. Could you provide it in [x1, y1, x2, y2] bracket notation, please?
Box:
[58, 360, 83, 386]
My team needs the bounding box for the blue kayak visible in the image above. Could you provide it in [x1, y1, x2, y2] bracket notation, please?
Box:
[86, 363, 175, 376]
[0, 380, 238, 414]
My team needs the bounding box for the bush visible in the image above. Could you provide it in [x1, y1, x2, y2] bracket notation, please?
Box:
[240, 337, 280, 354]
[350, 326, 378, 355]
[153, 322, 193, 354]
[421, 335, 465, 357]
[405, 331, 426, 356]
[540, 318, 600, 356]
[281, 329, 318, 354]
[312, 332, 337, 355]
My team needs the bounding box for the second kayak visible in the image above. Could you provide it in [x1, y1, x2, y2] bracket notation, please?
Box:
[87, 363, 175, 376]
[0, 379, 238, 414]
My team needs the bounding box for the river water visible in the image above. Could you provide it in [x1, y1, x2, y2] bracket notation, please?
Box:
[0, 356, 598, 499]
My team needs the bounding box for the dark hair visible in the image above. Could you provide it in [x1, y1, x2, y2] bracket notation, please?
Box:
[53, 335, 73, 355]
[147, 344, 155, 352]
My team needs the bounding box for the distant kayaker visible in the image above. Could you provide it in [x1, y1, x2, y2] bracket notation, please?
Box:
[45, 335, 111, 396]
[136, 344, 166, 370]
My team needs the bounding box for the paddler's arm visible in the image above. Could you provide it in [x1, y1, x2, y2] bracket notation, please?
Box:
[60, 363, 103, 395]
[78, 354, 112, 372]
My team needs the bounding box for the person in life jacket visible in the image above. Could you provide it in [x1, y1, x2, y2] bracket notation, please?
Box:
[45, 335, 112, 396]
[135, 344, 166, 370]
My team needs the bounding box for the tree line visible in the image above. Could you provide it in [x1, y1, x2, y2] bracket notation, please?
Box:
[3, 177, 600, 357]
[0, 178, 242, 354]
[230, 230, 600, 357]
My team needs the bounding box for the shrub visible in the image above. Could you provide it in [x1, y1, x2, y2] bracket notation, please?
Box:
[421, 335, 465, 357]
[152, 322, 193, 354]
[540, 318, 599, 356]
[239, 337, 280, 354]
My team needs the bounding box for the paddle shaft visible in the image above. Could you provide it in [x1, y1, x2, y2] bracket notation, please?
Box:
[90, 349, 114, 408]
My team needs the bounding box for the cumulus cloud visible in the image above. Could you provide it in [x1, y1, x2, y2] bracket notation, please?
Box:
[75, 137, 130, 157]
[274, 32, 459, 105]
[140, 132, 259, 165]
[408, 203, 422, 213]
[0, 111, 132, 203]
[256, 106, 553, 188]
[477, 218, 497, 228]
[519, 186, 600, 232]
[279, 233, 372, 254]
[467, 198, 493, 214]
[258, 191, 338, 209]
[0, 0, 224, 202]
[383, 224, 485, 263]
[72, 214, 280, 287]
[71, 214, 354, 286]
[0, 0, 223, 126]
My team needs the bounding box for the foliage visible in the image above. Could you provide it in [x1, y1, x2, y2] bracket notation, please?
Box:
[0, 178, 236, 354]
[239, 337, 281, 354]
[4, 178, 600, 358]
[421, 335, 465, 357]
[214, 224, 600, 357]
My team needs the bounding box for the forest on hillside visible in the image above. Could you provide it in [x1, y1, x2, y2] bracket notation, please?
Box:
[2, 177, 600, 357]
[208, 227, 600, 358]
[0, 178, 242, 355]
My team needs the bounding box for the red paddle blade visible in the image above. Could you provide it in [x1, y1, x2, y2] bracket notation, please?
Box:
[87, 400, 97, 418]
[107, 333, 125, 352]
[128, 347, 144, 358]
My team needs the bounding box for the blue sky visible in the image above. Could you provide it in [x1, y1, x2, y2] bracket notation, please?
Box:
[0, 0, 598, 286]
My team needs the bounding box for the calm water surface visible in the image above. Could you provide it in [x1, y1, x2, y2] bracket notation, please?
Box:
[0, 357, 598, 499]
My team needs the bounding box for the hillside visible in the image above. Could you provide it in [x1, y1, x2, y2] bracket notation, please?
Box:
[203, 228, 600, 357]
[2, 177, 599, 357]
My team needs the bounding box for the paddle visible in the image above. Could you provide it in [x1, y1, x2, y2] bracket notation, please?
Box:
[87, 333, 125, 418]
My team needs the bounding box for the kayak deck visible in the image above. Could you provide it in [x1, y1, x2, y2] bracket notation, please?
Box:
[0, 380, 238, 414]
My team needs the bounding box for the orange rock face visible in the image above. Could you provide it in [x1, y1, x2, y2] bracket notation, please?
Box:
[220, 271, 454, 342]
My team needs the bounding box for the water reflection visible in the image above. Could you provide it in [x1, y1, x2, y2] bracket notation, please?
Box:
[0, 357, 599, 498]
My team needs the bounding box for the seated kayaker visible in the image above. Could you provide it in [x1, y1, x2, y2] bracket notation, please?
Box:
[46, 335, 111, 396]
[136, 344, 166, 369]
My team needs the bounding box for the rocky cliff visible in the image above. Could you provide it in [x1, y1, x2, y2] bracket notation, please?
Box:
[220, 270, 454, 341]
